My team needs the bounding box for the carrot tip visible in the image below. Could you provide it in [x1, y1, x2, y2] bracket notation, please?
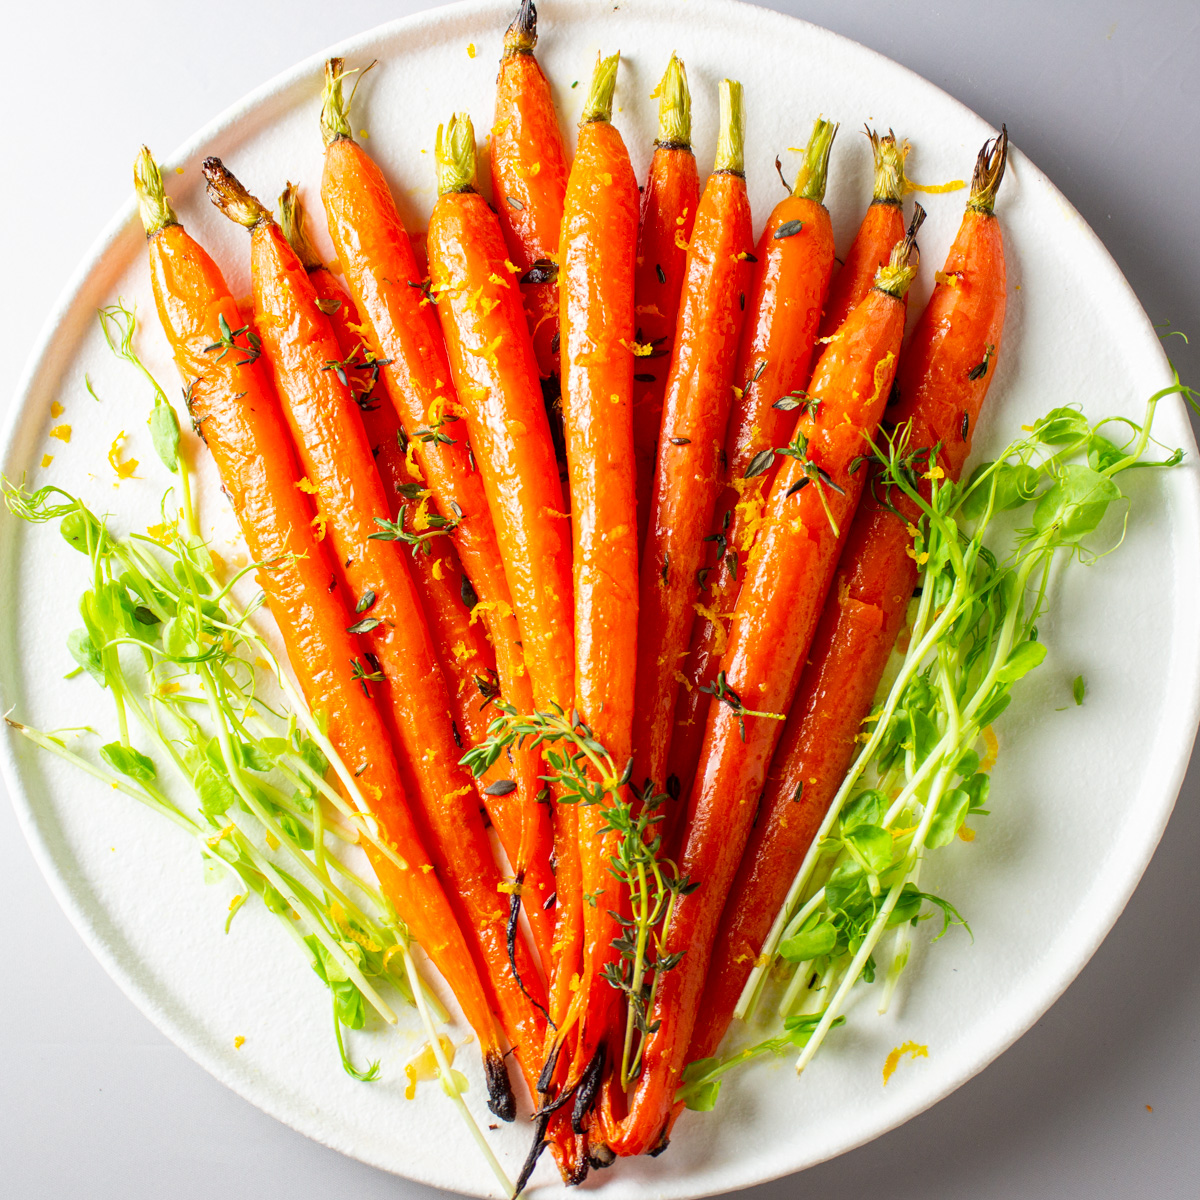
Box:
[867, 127, 910, 205]
[202, 157, 270, 230]
[651, 53, 691, 148]
[278, 182, 323, 271]
[968, 125, 1009, 215]
[515, 1110, 551, 1195]
[875, 202, 925, 297]
[435, 112, 478, 195]
[132, 146, 177, 236]
[713, 79, 745, 175]
[485, 1048, 517, 1122]
[320, 57, 377, 147]
[581, 51, 620, 124]
[792, 117, 839, 204]
[504, 0, 538, 55]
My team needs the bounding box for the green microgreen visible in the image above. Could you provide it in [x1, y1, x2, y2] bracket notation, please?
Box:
[0, 305, 480, 1105]
[686, 380, 1188, 1106]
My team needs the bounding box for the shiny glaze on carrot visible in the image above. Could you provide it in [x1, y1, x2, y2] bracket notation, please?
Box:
[491, 0, 570, 380]
[611, 247, 915, 1156]
[631, 54, 699, 552]
[691, 134, 1007, 1064]
[317, 61, 552, 949]
[665, 124, 837, 826]
[632, 81, 753, 811]
[556, 53, 641, 1079]
[211, 182, 549, 1093]
[137, 183, 513, 1116]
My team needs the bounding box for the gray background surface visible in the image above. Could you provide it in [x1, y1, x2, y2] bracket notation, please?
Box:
[2, 2, 1198, 1197]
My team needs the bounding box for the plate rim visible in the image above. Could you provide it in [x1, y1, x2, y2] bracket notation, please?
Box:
[2, 0, 1199, 1196]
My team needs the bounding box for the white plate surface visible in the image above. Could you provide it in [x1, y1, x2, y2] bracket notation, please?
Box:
[2, 1, 1199, 1196]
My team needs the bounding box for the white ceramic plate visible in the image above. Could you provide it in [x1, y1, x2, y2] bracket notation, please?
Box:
[3, 0, 1198, 1196]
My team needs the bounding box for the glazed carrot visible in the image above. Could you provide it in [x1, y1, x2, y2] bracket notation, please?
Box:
[611, 220, 922, 1157]
[429, 114, 574, 722]
[317, 58, 554, 944]
[490, 0, 570, 383]
[131, 149, 515, 1121]
[276, 184, 556, 967]
[202, 160, 549, 1100]
[664, 119, 838, 826]
[690, 131, 1008, 1065]
[556, 51, 640, 1082]
[632, 54, 700, 553]
[428, 113, 574, 960]
[631, 79, 753, 807]
[818, 128, 909, 339]
[278, 184, 497, 733]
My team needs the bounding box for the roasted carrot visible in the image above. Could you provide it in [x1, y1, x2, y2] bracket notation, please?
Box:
[632, 79, 753, 808]
[557, 50, 640, 1082]
[131, 148, 515, 1121]
[202, 159, 549, 1102]
[490, 0, 570, 383]
[276, 183, 556, 966]
[429, 114, 574, 719]
[317, 58, 554, 954]
[610, 218, 922, 1157]
[428, 113, 575, 976]
[632, 54, 700, 553]
[664, 119, 838, 827]
[818, 128, 909, 339]
[690, 131, 1007, 1065]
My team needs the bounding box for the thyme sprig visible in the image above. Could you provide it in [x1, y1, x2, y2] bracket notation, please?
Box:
[461, 703, 695, 1086]
[369, 508, 458, 553]
[698, 669, 785, 742]
[203, 311, 262, 366]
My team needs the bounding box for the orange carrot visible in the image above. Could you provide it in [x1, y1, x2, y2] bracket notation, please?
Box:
[557, 49, 640, 1090]
[275, 184, 556, 965]
[317, 57, 554, 951]
[610, 218, 922, 1157]
[690, 130, 1007, 1066]
[429, 113, 578, 993]
[132, 148, 516, 1120]
[665, 119, 838, 830]
[202, 158, 549, 1102]
[632, 79, 753, 810]
[490, 0, 570, 383]
[631, 54, 700, 553]
[429, 114, 574, 716]
[818, 128, 909, 339]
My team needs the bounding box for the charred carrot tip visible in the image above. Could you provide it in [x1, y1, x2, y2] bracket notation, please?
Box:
[793, 117, 839, 204]
[581, 51, 620, 124]
[485, 1048, 517, 1122]
[515, 1110, 551, 1195]
[968, 124, 1009, 214]
[652, 52, 691, 148]
[875, 202, 925, 296]
[713, 79, 745, 175]
[132, 146, 178, 236]
[866, 126, 910, 205]
[503, 0, 538, 55]
[435, 112, 478, 195]
[277, 182, 323, 271]
[201, 157, 270, 230]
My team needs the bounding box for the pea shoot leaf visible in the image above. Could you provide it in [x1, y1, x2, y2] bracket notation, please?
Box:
[100, 741, 157, 782]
